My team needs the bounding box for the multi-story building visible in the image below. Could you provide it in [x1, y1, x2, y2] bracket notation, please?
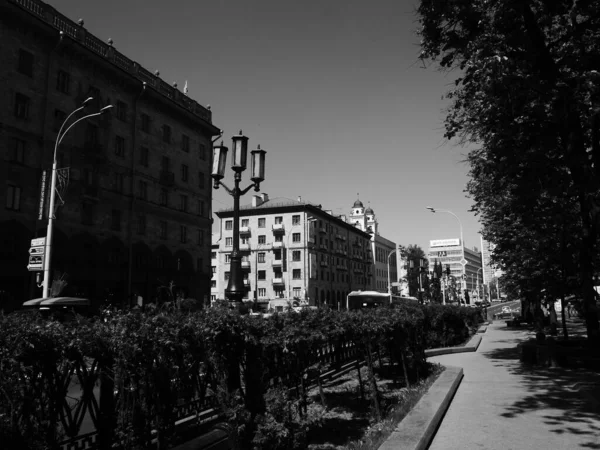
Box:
[480, 237, 495, 285]
[213, 194, 372, 308]
[348, 199, 398, 293]
[427, 238, 482, 294]
[0, 0, 220, 305]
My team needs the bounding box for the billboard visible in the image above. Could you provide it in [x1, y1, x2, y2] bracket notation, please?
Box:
[429, 238, 460, 248]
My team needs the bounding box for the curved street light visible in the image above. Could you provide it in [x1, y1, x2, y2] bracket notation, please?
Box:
[42, 100, 113, 298]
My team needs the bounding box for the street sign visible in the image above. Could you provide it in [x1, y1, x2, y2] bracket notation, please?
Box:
[459, 258, 468, 266]
[27, 255, 44, 271]
[29, 246, 45, 255]
[31, 237, 46, 247]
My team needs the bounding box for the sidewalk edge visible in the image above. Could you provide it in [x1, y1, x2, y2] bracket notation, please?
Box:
[379, 365, 464, 450]
[424, 334, 482, 357]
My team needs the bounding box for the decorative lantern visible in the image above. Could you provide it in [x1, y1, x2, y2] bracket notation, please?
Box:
[251, 145, 267, 183]
[231, 130, 248, 171]
[211, 143, 228, 181]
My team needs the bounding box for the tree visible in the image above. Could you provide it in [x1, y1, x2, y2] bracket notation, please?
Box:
[417, 0, 600, 342]
[404, 245, 428, 299]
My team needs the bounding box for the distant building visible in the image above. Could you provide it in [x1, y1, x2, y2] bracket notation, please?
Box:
[0, 0, 220, 304]
[348, 199, 398, 293]
[427, 238, 482, 294]
[213, 194, 373, 308]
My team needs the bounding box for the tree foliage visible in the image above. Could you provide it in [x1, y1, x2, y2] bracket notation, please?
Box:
[417, 0, 600, 341]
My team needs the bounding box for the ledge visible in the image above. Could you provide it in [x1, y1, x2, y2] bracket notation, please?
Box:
[424, 334, 482, 357]
[379, 365, 463, 450]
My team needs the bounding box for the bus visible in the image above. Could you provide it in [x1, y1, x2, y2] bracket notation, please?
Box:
[346, 291, 419, 310]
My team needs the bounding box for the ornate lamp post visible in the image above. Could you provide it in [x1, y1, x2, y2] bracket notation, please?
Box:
[212, 131, 266, 309]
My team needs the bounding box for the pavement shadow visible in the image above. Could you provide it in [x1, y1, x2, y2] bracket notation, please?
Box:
[481, 333, 600, 448]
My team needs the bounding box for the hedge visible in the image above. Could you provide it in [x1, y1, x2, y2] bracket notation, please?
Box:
[0, 303, 482, 450]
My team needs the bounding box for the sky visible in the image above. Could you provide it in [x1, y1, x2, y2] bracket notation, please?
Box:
[50, 0, 483, 252]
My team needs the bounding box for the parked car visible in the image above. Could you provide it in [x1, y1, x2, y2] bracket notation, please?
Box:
[21, 297, 97, 323]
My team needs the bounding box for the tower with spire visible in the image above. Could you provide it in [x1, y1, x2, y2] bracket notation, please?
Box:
[349, 195, 379, 235]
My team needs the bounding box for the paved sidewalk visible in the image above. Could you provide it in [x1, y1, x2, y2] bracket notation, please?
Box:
[427, 322, 600, 450]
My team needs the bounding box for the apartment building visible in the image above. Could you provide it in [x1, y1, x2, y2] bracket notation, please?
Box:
[213, 194, 372, 308]
[0, 0, 220, 304]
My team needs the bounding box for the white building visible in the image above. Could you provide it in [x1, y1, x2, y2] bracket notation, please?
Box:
[427, 238, 483, 296]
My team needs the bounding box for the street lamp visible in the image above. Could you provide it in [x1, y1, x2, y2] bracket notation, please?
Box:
[212, 131, 266, 309]
[42, 99, 113, 298]
[476, 267, 483, 301]
[426, 206, 465, 303]
[387, 249, 398, 304]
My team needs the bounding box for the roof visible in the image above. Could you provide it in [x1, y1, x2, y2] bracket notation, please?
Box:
[353, 199, 364, 208]
[217, 197, 319, 213]
[365, 207, 374, 214]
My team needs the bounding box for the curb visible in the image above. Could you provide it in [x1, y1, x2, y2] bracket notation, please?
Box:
[424, 334, 482, 357]
[379, 365, 464, 450]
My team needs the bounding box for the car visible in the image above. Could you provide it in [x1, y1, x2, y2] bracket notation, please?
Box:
[21, 297, 97, 323]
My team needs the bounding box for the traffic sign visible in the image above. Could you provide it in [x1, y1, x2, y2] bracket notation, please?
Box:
[460, 258, 468, 266]
[31, 237, 46, 247]
[29, 246, 45, 255]
[27, 255, 44, 271]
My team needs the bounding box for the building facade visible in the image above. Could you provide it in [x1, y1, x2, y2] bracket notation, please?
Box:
[0, 0, 220, 305]
[213, 194, 373, 308]
[427, 238, 483, 295]
[348, 199, 397, 293]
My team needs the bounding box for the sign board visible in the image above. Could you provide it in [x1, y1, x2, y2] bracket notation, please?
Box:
[430, 238, 460, 248]
[29, 246, 45, 255]
[31, 237, 46, 247]
[38, 170, 47, 220]
[437, 251, 447, 257]
[554, 300, 562, 313]
[460, 258, 468, 266]
[27, 255, 44, 271]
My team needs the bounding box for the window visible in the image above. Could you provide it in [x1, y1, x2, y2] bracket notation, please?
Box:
[137, 214, 146, 234]
[53, 109, 66, 132]
[258, 270, 266, 280]
[138, 180, 147, 200]
[83, 169, 94, 186]
[10, 138, 25, 163]
[180, 194, 188, 212]
[18, 49, 33, 77]
[85, 124, 98, 144]
[292, 250, 301, 261]
[212, 266, 216, 274]
[275, 216, 283, 224]
[111, 209, 121, 231]
[293, 233, 301, 242]
[14, 93, 30, 119]
[211, 280, 216, 288]
[258, 252, 265, 263]
[241, 219, 249, 227]
[225, 254, 231, 263]
[115, 173, 124, 193]
[182, 134, 190, 152]
[56, 70, 70, 93]
[258, 235, 266, 244]
[180, 225, 187, 243]
[116, 101, 127, 121]
[211, 251, 217, 259]
[258, 288, 266, 298]
[241, 237, 249, 245]
[293, 287, 301, 298]
[141, 113, 150, 132]
[197, 229, 204, 245]
[225, 220, 233, 230]
[198, 200, 204, 216]
[162, 125, 171, 143]
[159, 220, 167, 239]
[225, 237, 233, 247]
[140, 147, 149, 167]
[258, 218, 265, 228]
[181, 164, 188, 182]
[115, 136, 125, 158]
[274, 250, 281, 261]
[5, 185, 21, 211]
[199, 143, 206, 160]
[161, 156, 170, 171]
[274, 235, 283, 243]
[159, 188, 168, 206]
[88, 86, 100, 103]
[292, 215, 300, 225]
[225, 272, 230, 280]
[198, 172, 205, 189]
[157, 254, 165, 270]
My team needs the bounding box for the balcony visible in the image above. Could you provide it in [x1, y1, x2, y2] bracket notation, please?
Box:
[272, 277, 284, 285]
[272, 260, 283, 267]
[319, 227, 327, 234]
[319, 244, 328, 251]
[272, 241, 284, 249]
[82, 185, 99, 200]
[272, 223, 285, 234]
[239, 226, 251, 235]
[241, 261, 250, 270]
[240, 242, 250, 251]
[336, 234, 343, 240]
[320, 261, 328, 267]
[159, 170, 175, 186]
[336, 265, 347, 271]
[354, 268, 363, 274]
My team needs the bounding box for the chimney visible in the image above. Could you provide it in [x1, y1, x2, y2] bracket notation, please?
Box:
[261, 193, 269, 202]
[252, 195, 263, 208]
[297, 196, 302, 203]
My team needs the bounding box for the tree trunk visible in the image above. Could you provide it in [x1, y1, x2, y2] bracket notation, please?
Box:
[356, 359, 365, 400]
[560, 295, 569, 340]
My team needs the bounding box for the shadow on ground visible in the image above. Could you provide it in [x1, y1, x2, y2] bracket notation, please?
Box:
[481, 321, 600, 449]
